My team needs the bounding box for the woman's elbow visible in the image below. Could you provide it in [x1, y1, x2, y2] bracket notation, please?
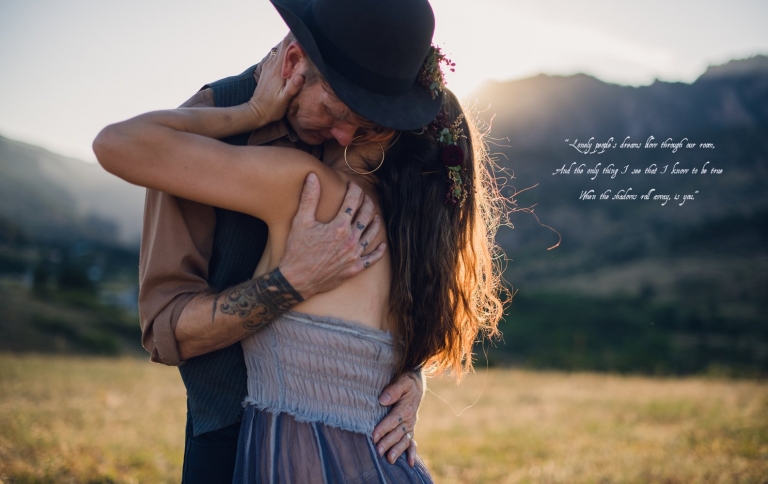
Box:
[92, 124, 125, 175]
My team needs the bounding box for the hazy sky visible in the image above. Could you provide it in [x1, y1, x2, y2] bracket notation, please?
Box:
[1, 0, 767, 161]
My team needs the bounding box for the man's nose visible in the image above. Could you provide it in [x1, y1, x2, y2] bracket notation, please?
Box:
[330, 123, 357, 147]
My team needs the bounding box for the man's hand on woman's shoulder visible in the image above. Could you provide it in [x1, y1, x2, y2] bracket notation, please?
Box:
[279, 173, 386, 299]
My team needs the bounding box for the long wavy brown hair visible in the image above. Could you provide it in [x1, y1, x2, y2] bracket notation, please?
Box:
[289, 35, 507, 375]
[372, 89, 507, 381]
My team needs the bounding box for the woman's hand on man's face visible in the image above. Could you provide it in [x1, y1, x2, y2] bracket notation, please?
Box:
[247, 43, 305, 124]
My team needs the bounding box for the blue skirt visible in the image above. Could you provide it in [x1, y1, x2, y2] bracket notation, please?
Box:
[233, 404, 434, 484]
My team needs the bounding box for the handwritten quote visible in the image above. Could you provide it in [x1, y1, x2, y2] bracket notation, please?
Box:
[553, 136, 722, 206]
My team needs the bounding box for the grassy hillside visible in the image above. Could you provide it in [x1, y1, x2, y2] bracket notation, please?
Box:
[0, 355, 765, 483]
[487, 288, 768, 377]
[0, 281, 142, 356]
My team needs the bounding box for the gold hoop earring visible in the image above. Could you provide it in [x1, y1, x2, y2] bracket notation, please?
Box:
[344, 137, 385, 175]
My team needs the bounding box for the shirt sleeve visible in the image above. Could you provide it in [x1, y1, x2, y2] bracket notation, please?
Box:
[137, 88, 217, 366]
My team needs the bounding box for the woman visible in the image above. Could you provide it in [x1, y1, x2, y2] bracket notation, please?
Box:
[94, 48, 505, 483]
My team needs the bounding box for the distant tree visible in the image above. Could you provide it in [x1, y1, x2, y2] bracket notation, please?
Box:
[32, 264, 50, 297]
[57, 263, 95, 294]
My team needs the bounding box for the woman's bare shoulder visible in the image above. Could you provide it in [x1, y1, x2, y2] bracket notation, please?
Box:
[239, 145, 351, 225]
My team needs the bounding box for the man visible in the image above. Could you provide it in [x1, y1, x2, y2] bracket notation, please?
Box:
[138, 0, 443, 481]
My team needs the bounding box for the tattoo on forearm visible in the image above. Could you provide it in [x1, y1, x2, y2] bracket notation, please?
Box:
[211, 293, 220, 324]
[219, 267, 304, 332]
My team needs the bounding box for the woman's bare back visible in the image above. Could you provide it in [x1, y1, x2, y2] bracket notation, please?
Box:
[252, 162, 395, 334]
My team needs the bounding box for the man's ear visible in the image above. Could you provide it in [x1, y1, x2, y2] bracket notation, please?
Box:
[281, 42, 309, 81]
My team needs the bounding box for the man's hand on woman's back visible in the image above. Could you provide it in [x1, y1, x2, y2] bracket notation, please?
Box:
[280, 173, 386, 299]
[173, 174, 385, 360]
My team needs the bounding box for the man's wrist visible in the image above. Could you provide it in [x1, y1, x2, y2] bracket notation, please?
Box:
[278, 262, 314, 300]
[209, 267, 305, 336]
[223, 267, 304, 318]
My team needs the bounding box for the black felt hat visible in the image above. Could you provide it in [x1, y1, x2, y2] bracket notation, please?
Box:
[270, 0, 443, 130]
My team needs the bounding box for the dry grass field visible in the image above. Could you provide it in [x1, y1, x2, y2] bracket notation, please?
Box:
[0, 354, 766, 483]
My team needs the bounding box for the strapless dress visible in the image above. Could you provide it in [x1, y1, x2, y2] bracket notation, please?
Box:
[233, 310, 433, 484]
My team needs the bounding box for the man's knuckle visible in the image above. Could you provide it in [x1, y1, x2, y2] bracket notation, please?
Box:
[334, 225, 348, 238]
[341, 239, 355, 254]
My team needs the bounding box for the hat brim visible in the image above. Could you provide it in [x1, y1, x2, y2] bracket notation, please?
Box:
[271, 0, 443, 130]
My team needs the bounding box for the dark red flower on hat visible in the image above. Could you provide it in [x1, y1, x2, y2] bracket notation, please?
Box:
[442, 144, 464, 167]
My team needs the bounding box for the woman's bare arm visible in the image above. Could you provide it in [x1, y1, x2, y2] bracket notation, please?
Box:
[93, 105, 347, 226]
[92, 51, 328, 224]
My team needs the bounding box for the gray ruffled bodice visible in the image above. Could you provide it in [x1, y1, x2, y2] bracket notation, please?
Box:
[240, 311, 397, 435]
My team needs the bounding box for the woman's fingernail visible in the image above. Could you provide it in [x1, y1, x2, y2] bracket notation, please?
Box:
[389, 452, 396, 463]
[307, 173, 317, 185]
[378, 446, 384, 456]
[373, 433, 380, 442]
[380, 393, 391, 404]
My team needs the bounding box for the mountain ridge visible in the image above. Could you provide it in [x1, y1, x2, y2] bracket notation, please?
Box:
[0, 135, 144, 245]
[468, 54, 768, 154]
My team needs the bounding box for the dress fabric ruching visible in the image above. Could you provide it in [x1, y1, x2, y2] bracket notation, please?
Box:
[233, 311, 434, 484]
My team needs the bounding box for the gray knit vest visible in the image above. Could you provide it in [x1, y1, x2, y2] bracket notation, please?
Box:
[178, 64, 268, 437]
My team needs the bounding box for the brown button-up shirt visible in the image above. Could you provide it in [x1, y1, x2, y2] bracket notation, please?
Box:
[138, 62, 320, 366]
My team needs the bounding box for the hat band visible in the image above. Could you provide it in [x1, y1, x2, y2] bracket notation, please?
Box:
[302, 10, 415, 96]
